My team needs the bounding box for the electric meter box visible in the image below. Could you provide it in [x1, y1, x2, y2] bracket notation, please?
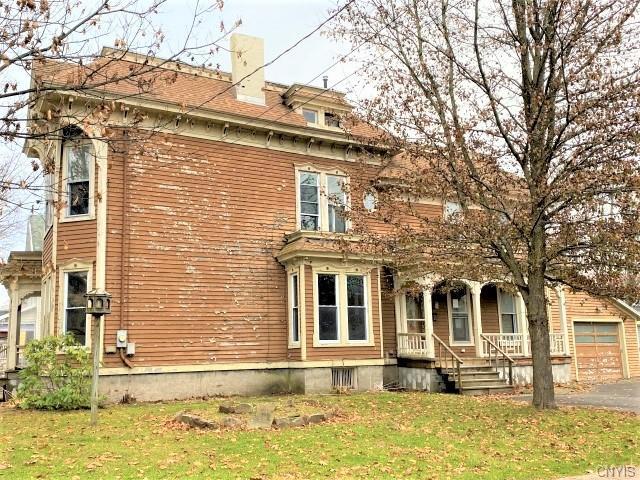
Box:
[116, 330, 128, 348]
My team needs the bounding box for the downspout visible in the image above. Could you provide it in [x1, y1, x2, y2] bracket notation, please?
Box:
[118, 130, 133, 368]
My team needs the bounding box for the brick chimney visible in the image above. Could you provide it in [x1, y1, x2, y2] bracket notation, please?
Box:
[230, 33, 265, 105]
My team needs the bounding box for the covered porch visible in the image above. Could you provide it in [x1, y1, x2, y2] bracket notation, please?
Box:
[395, 280, 570, 361]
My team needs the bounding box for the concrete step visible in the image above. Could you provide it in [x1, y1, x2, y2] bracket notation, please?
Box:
[455, 379, 509, 388]
[444, 372, 502, 382]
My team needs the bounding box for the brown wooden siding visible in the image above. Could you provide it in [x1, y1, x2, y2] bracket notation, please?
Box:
[42, 227, 53, 268]
[100, 133, 384, 367]
[479, 285, 500, 334]
[381, 292, 397, 358]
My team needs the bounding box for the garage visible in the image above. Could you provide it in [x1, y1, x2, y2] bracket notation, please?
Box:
[574, 322, 623, 382]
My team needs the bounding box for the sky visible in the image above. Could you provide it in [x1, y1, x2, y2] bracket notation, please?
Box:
[0, 0, 357, 307]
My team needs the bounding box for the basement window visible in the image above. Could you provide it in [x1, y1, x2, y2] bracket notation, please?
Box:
[331, 367, 355, 390]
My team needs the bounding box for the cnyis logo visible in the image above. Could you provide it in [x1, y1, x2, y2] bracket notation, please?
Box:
[597, 466, 637, 478]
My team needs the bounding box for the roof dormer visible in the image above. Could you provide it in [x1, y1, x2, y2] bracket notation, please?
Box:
[283, 84, 351, 131]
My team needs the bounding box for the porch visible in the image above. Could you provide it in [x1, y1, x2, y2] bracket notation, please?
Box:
[395, 281, 570, 362]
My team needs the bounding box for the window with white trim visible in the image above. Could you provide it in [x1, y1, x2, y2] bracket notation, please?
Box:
[405, 292, 425, 334]
[297, 169, 349, 233]
[316, 271, 370, 345]
[44, 170, 55, 229]
[289, 273, 300, 345]
[64, 271, 88, 345]
[318, 274, 339, 342]
[444, 201, 461, 219]
[347, 275, 367, 341]
[302, 109, 318, 124]
[63, 139, 93, 218]
[499, 290, 518, 334]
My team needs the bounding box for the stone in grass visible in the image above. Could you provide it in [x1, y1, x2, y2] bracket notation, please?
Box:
[248, 403, 276, 430]
[307, 413, 327, 424]
[289, 415, 309, 427]
[233, 403, 254, 414]
[219, 402, 235, 414]
[272, 417, 292, 429]
[174, 411, 218, 429]
[222, 416, 244, 429]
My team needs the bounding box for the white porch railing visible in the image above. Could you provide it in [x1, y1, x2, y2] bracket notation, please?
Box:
[481, 333, 527, 356]
[397, 333, 431, 358]
[549, 333, 566, 356]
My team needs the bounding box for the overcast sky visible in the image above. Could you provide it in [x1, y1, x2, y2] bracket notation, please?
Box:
[0, 0, 356, 307]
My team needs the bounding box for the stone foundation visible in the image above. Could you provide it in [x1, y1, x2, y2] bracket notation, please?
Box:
[397, 367, 444, 392]
[497, 362, 572, 385]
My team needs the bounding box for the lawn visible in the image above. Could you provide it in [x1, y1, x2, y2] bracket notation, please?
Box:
[0, 392, 637, 479]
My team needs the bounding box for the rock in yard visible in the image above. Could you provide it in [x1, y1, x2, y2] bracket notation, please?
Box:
[233, 403, 254, 414]
[219, 402, 235, 414]
[222, 416, 244, 429]
[174, 411, 218, 429]
[289, 415, 309, 427]
[307, 413, 327, 424]
[248, 403, 276, 430]
[273, 417, 292, 429]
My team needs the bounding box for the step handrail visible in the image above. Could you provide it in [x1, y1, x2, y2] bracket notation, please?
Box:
[480, 333, 514, 385]
[432, 333, 464, 392]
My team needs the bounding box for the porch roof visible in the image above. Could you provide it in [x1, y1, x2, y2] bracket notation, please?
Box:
[0, 251, 43, 287]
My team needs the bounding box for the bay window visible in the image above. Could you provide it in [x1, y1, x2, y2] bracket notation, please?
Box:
[64, 270, 88, 345]
[297, 168, 349, 233]
[315, 271, 371, 345]
[289, 273, 300, 345]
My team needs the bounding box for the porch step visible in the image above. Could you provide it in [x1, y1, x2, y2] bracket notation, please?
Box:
[461, 385, 515, 396]
[436, 362, 514, 395]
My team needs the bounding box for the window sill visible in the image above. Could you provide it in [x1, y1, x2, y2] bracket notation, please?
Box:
[450, 341, 475, 347]
[288, 342, 301, 349]
[59, 214, 95, 224]
[286, 230, 361, 243]
[313, 340, 375, 348]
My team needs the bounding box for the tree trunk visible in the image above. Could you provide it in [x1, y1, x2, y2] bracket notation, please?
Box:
[526, 272, 556, 409]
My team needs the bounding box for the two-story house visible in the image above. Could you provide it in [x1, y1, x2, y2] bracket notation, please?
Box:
[1, 34, 638, 401]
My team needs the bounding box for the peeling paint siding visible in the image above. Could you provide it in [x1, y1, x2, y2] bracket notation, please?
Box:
[101, 132, 384, 367]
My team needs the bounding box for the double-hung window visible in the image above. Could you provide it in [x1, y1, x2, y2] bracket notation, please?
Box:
[289, 273, 300, 345]
[64, 141, 92, 218]
[297, 169, 349, 233]
[405, 292, 426, 334]
[450, 287, 471, 343]
[316, 272, 369, 345]
[499, 291, 518, 334]
[64, 271, 88, 345]
[318, 274, 339, 342]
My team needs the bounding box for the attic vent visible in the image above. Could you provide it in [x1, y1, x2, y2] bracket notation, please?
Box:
[331, 367, 355, 391]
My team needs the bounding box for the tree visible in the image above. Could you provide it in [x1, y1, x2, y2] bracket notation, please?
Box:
[0, 0, 235, 230]
[332, 0, 640, 408]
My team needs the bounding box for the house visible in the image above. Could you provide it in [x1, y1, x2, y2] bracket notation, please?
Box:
[1, 34, 638, 400]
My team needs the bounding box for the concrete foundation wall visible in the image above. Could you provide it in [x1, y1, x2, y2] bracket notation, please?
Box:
[398, 367, 444, 392]
[496, 362, 572, 385]
[100, 365, 385, 403]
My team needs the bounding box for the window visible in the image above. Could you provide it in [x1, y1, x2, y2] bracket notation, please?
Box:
[574, 322, 619, 344]
[64, 141, 92, 217]
[315, 271, 371, 345]
[347, 275, 367, 341]
[327, 175, 347, 233]
[324, 112, 340, 128]
[405, 292, 425, 334]
[302, 109, 318, 124]
[64, 271, 88, 345]
[297, 169, 349, 233]
[499, 291, 518, 334]
[318, 274, 339, 342]
[299, 172, 320, 231]
[450, 287, 471, 343]
[444, 201, 461, 219]
[363, 192, 377, 212]
[44, 171, 55, 229]
[290, 273, 300, 345]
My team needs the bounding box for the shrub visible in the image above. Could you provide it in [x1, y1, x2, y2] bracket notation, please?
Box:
[17, 334, 92, 410]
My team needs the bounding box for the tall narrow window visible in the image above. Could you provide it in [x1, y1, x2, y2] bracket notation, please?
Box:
[65, 142, 92, 217]
[450, 287, 470, 343]
[44, 171, 55, 228]
[500, 291, 518, 334]
[65, 271, 88, 345]
[405, 292, 425, 334]
[318, 274, 339, 342]
[290, 274, 300, 344]
[327, 175, 347, 233]
[299, 172, 320, 231]
[347, 275, 367, 341]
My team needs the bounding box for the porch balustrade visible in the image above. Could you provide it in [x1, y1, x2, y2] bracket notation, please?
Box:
[481, 332, 567, 357]
[549, 333, 566, 356]
[397, 332, 431, 358]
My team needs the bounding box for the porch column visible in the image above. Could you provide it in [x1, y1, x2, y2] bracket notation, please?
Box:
[516, 293, 529, 356]
[424, 287, 435, 357]
[555, 286, 570, 355]
[470, 282, 483, 356]
[6, 279, 19, 371]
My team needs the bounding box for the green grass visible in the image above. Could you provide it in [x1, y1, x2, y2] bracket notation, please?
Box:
[0, 392, 637, 479]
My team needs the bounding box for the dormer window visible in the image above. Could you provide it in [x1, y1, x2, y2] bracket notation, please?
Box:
[302, 108, 318, 124]
[324, 112, 340, 128]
